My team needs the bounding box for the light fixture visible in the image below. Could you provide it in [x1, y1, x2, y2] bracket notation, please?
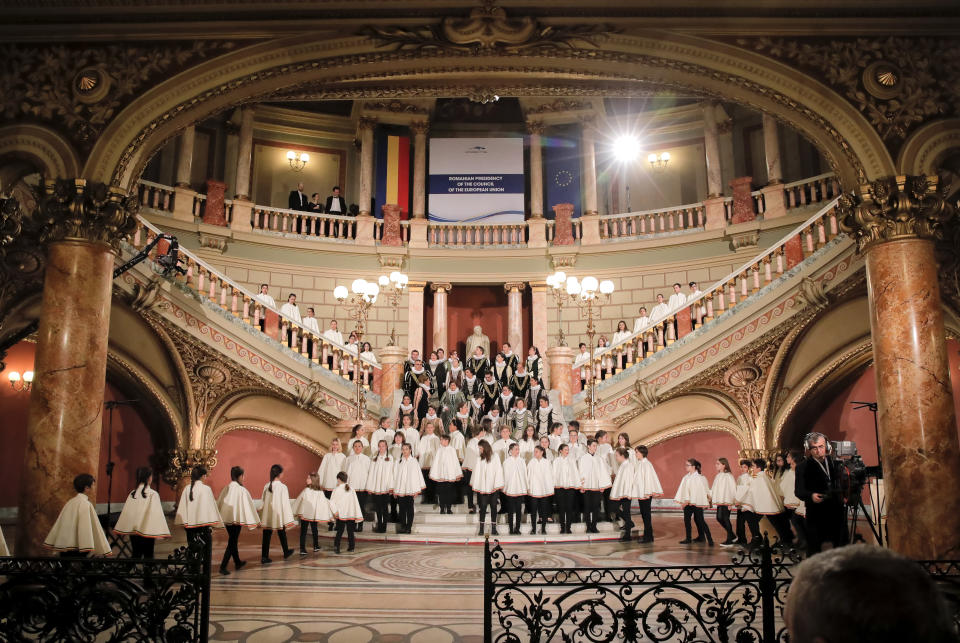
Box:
[613, 135, 641, 162]
[7, 370, 33, 392]
[286, 150, 309, 172]
[648, 151, 671, 172]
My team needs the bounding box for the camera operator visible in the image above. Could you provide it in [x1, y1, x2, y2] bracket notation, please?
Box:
[795, 432, 847, 556]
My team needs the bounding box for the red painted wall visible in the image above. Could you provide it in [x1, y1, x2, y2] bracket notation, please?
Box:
[424, 285, 533, 358]
[207, 429, 321, 500]
[808, 339, 960, 467]
[0, 341, 174, 508]
[645, 430, 743, 498]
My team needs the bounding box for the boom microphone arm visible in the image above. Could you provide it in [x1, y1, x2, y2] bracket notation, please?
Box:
[113, 233, 186, 278]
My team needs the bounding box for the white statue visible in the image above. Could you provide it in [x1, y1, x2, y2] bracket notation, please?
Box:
[465, 325, 490, 358]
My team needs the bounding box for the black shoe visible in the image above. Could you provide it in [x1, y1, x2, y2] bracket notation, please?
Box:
[327, 523, 334, 531]
[356, 523, 363, 532]
[707, 540, 715, 547]
[692, 536, 705, 543]
[491, 526, 499, 535]
[564, 528, 573, 534]
[261, 557, 273, 564]
[219, 567, 231, 575]
[478, 525, 485, 536]
[679, 539, 693, 544]
[587, 526, 599, 534]
[722, 537, 736, 546]
[236, 560, 247, 570]
[299, 550, 307, 556]
[313, 546, 321, 552]
[347, 545, 355, 552]
[540, 526, 547, 535]
[618, 533, 632, 542]
[283, 549, 295, 559]
[468, 508, 476, 514]
[334, 546, 341, 554]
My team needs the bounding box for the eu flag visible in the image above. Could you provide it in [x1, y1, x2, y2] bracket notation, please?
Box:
[543, 128, 581, 218]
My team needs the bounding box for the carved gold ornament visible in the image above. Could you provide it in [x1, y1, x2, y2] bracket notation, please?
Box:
[34, 179, 138, 251]
[838, 175, 956, 252]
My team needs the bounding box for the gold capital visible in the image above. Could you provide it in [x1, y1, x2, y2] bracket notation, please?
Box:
[504, 281, 527, 293]
[431, 282, 452, 293]
[35, 179, 139, 252]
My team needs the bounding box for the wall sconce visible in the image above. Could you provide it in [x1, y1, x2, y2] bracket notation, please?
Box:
[286, 150, 309, 172]
[648, 152, 671, 172]
[8, 370, 34, 392]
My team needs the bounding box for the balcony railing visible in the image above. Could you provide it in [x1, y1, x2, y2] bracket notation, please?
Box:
[129, 215, 381, 391]
[427, 221, 528, 247]
[598, 202, 705, 240]
[250, 204, 358, 241]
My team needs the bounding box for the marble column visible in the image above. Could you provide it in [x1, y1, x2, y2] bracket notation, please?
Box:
[581, 121, 599, 215]
[175, 125, 196, 188]
[527, 121, 544, 218]
[729, 176, 755, 224]
[233, 107, 254, 200]
[431, 282, 451, 353]
[702, 102, 724, 197]
[377, 345, 407, 412]
[406, 280, 425, 355]
[357, 117, 377, 216]
[16, 180, 136, 555]
[841, 175, 960, 559]
[762, 113, 783, 185]
[505, 282, 526, 353]
[530, 281, 549, 367]
[411, 121, 429, 219]
[545, 346, 575, 406]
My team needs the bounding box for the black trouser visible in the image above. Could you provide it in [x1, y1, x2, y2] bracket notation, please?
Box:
[436, 480, 456, 510]
[334, 519, 355, 550]
[529, 496, 552, 530]
[555, 489, 575, 532]
[736, 508, 749, 542]
[805, 499, 848, 555]
[299, 520, 319, 552]
[741, 510, 761, 541]
[185, 526, 210, 548]
[785, 507, 807, 545]
[683, 505, 712, 542]
[602, 488, 613, 520]
[618, 498, 634, 532]
[356, 491, 368, 524]
[768, 511, 794, 544]
[130, 534, 155, 559]
[477, 492, 498, 526]
[715, 505, 735, 540]
[462, 470, 475, 508]
[637, 497, 653, 538]
[583, 490, 603, 529]
[59, 551, 89, 558]
[422, 471, 435, 504]
[261, 528, 291, 559]
[397, 496, 415, 529]
[372, 494, 390, 527]
[220, 524, 242, 569]
[504, 495, 524, 532]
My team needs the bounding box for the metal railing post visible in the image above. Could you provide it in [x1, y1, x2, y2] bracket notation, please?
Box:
[484, 535, 492, 643]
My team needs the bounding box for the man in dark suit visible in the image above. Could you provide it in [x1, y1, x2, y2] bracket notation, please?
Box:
[288, 182, 309, 209]
[795, 432, 848, 556]
[323, 186, 348, 238]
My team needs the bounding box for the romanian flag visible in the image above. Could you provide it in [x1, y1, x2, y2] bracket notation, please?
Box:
[375, 134, 411, 219]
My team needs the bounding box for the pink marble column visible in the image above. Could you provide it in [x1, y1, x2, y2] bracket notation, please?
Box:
[203, 179, 228, 226]
[784, 236, 805, 269]
[842, 175, 960, 559]
[233, 107, 254, 200]
[552, 203, 575, 246]
[729, 176, 755, 224]
[762, 113, 783, 185]
[376, 345, 407, 411]
[407, 281, 425, 355]
[381, 203, 403, 247]
[581, 121, 598, 215]
[527, 121, 545, 218]
[530, 281, 549, 362]
[676, 308, 693, 338]
[505, 282, 526, 353]
[431, 283, 451, 353]
[546, 346, 575, 406]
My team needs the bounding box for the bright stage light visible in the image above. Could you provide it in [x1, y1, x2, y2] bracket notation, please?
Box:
[334, 285, 349, 300]
[613, 135, 641, 162]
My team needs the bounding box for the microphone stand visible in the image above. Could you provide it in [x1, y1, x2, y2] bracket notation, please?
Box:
[103, 399, 139, 554]
[849, 400, 884, 546]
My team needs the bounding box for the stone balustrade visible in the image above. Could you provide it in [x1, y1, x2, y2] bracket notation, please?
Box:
[427, 221, 528, 247]
[130, 216, 381, 392]
[597, 202, 705, 240]
[249, 204, 357, 241]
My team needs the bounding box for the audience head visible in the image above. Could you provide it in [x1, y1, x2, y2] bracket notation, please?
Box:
[73, 473, 95, 494]
[786, 545, 956, 643]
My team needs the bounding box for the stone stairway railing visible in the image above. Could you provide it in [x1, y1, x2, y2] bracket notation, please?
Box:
[576, 197, 843, 390]
[129, 215, 383, 399]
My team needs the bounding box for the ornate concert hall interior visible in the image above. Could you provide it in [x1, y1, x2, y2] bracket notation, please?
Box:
[0, 0, 959, 641]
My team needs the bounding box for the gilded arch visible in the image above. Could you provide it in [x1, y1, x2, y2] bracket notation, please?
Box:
[0, 124, 80, 181]
[83, 31, 894, 192]
[897, 119, 960, 176]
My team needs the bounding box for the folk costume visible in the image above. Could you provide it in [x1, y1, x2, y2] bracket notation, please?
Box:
[330, 481, 364, 553]
[526, 455, 555, 533]
[675, 471, 713, 545]
[293, 483, 331, 554]
[502, 452, 529, 534]
[632, 457, 663, 542]
[46, 492, 112, 557]
[114, 483, 171, 559]
[260, 479, 296, 561]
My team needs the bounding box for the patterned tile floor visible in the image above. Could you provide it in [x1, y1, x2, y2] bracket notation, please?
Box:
[174, 514, 745, 643]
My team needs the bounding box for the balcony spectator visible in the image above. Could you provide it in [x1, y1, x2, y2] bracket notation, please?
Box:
[288, 182, 309, 211]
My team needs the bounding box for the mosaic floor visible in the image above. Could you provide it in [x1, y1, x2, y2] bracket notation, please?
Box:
[181, 515, 743, 643]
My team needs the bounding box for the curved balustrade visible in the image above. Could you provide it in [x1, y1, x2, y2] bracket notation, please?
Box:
[427, 221, 528, 247]
[783, 172, 840, 209]
[587, 196, 843, 374]
[250, 204, 357, 240]
[598, 202, 705, 240]
[129, 216, 381, 391]
[137, 180, 175, 212]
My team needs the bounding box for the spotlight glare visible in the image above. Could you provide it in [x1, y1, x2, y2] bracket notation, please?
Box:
[613, 135, 641, 162]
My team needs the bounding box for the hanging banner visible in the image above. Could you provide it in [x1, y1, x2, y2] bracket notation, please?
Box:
[375, 134, 411, 219]
[428, 137, 525, 223]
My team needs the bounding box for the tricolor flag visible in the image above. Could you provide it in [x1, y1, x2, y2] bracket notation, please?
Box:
[375, 134, 411, 219]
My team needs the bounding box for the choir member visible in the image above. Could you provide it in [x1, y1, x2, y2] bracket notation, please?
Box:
[688, 281, 705, 328]
[675, 458, 714, 546]
[217, 465, 259, 573]
[430, 434, 463, 514]
[508, 397, 533, 439]
[492, 425, 515, 463]
[597, 336, 613, 379]
[466, 346, 489, 381]
[537, 436, 555, 462]
[502, 443, 529, 534]
[491, 353, 512, 387]
[552, 444, 580, 534]
[501, 342, 519, 372]
[359, 342, 377, 386]
[345, 440, 372, 530]
[574, 343, 590, 389]
[518, 425, 538, 462]
[566, 428, 585, 459]
[347, 423, 369, 454]
[366, 440, 395, 533]
[610, 432, 635, 475]
[45, 473, 112, 557]
[462, 367, 480, 398]
[781, 450, 807, 549]
[397, 394, 415, 428]
[175, 467, 224, 549]
[428, 350, 448, 399]
[527, 445, 554, 534]
[610, 448, 635, 542]
[710, 458, 738, 545]
[447, 418, 466, 463]
[632, 445, 663, 543]
[462, 420, 490, 514]
[318, 439, 346, 498]
[393, 443, 426, 533]
[454, 402, 472, 437]
[114, 466, 171, 559]
[418, 421, 441, 504]
[412, 374, 432, 422]
[472, 440, 504, 536]
[419, 406, 442, 434]
[446, 356, 465, 392]
[526, 376, 546, 410]
[650, 293, 670, 338]
[255, 284, 276, 331]
[668, 282, 687, 311]
[633, 307, 651, 358]
[594, 430, 615, 520]
[322, 319, 343, 370]
[469, 392, 486, 427]
[330, 472, 363, 553]
[369, 416, 396, 458]
[497, 386, 516, 415]
[579, 438, 612, 533]
[534, 396, 554, 437]
[738, 458, 790, 544]
[509, 362, 531, 399]
[260, 464, 296, 563]
[548, 422, 564, 454]
[389, 431, 406, 461]
[399, 415, 420, 456]
[485, 407, 505, 434]
[293, 472, 331, 556]
[611, 320, 632, 370]
[405, 358, 428, 398]
[735, 459, 758, 544]
[280, 293, 301, 347]
[403, 349, 420, 380]
[526, 346, 543, 384]
[439, 379, 466, 428]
